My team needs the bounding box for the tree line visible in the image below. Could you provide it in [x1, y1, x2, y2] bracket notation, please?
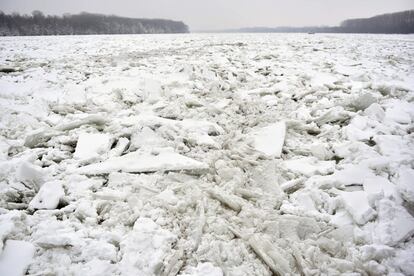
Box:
[0, 11, 189, 36]
[340, 10, 414, 34]
[227, 10, 414, 34]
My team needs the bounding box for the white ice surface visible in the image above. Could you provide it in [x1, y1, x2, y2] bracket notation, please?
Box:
[119, 218, 176, 275]
[0, 33, 413, 276]
[281, 157, 335, 177]
[340, 191, 376, 225]
[0, 240, 35, 276]
[29, 181, 65, 210]
[77, 148, 208, 174]
[74, 133, 113, 163]
[249, 122, 286, 157]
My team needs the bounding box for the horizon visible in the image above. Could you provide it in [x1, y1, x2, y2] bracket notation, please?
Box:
[1, 0, 414, 31]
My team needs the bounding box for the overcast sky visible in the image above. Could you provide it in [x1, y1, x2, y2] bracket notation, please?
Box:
[1, 0, 414, 31]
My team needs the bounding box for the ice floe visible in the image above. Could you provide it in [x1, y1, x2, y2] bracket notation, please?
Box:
[0, 33, 413, 275]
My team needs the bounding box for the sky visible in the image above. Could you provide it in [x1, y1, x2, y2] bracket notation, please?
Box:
[1, 0, 414, 31]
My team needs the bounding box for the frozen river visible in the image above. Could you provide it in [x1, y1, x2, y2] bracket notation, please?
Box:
[0, 33, 414, 275]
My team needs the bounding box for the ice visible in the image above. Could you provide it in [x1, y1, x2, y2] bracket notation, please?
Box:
[282, 157, 335, 177]
[24, 128, 60, 148]
[0, 211, 25, 253]
[15, 161, 44, 190]
[108, 137, 129, 158]
[77, 148, 208, 174]
[29, 181, 65, 210]
[363, 176, 400, 202]
[74, 133, 113, 163]
[130, 126, 168, 150]
[340, 191, 376, 225]
[1, 33, 414, 275]
[181, 262, 223, 276]
[55, 114, 107, 131]
[327, 164, 376, 187]
[249, 122, 286, 157]
[396, 167, 414, 204]
[309, 143, 332, 160]
[385, 101, 413, 124]
[374, 135, 412, 160]
[348, 93, 376, 111]
[364, 103, 385, 121]
[0, 138, 10, 161]
[0, 240, 35, 276]
[119, 218, 176, 275]
[373, 199, 414, 246]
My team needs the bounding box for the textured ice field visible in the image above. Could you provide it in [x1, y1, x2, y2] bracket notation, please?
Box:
[0, 33, 414, 275]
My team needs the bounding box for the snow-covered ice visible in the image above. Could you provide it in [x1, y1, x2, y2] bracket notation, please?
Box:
[249, 122, 286, 157]
[77, 148, 208, 174]
[73, 133, 113, 163]
[0, 240, 35, 276]
[0, 33, 413, 275]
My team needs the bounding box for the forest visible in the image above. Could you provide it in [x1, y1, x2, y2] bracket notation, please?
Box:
[230, 10, 414, 34]
[340, 9, 414, 34]
[0, 11, 189, 36]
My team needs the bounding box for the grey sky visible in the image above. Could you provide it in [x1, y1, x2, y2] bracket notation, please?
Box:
[1, 0, 414, 31]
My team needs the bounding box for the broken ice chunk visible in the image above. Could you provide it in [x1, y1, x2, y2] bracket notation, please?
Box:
[15, 161, 44, 190]
[181, 262, 223, 276]
[0, 240, 35, 276]
[24, 128, 60, 148]
[35, 233, 77, 249]
[360, 244, 395, 262]
[363, 176, 400, 203]
[208, 189, 242, 212]
[0, 211, 26, 253]
[29, 181, 65, 210]
[249, 122, 286, 157]
[74, 133, 113, 163]
[385, 105, 412, 124]
[340, 191, 376, 225]
[130, 127, 167, 151]
[373, 199, 414, 246]
[282, 157, 335, 177]
[315, 106, 351, 126]
[364, 103, 385, 122]
[119, 218, 176, 275]
[55, 114, 107, 131]
[0, 138, 10, 160]
[396, 167, 414, 204]
[155, 189, 178, 205]
[328, 164, 376, 187]
[309, 143, 332, 160]
[374, 135, 412, 159]
[248, 234, 293, 275]
[108, 137, 129, 158]
[347, 93, 376, 111]
[76, 259, 115, 276]
[77, 148, 208, 175]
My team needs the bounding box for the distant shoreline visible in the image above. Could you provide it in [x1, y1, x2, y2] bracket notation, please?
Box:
[197, 10, 414, 35]
[0, 11, 189, 36]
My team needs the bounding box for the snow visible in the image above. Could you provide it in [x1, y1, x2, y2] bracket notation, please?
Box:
[181, 263, 223, 276]
[119, 218, 177, 275]
[0, 33, 413, 275]
[74, 133, 113, 163]
[29, 181, 65, 210]
[363, 176, 400, 203]
[281, 157, 335, 177]
[77, 148, 208, 174]
[0, 240, 35, 276]
[340, 191, 376, 225]
[249, 122, 286, 157]
[396, 167, 414, 204]
[373, 199, 414, 246]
